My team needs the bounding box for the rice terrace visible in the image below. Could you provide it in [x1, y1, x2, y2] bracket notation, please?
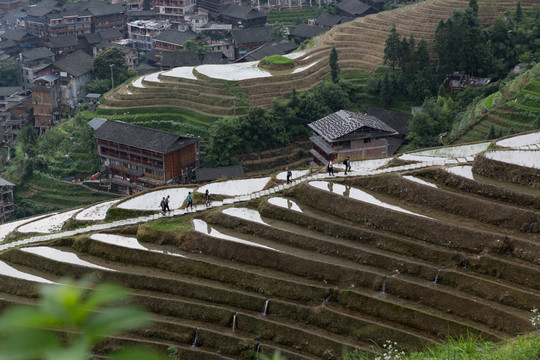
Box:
[0, 131, 538, 359]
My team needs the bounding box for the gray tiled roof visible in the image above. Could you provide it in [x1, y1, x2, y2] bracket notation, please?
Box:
[0, 178, 15, 186]
[315, 14, 343, 27]
[88, 2, 124, 16]
[239, 38, 297, 61]
[202, 51, 228, 64]
[0, 29, 30, 41]
[196, 165, 244, 182]
[289, 24, 329, 39]
[219, 4, 266, 21]
[94, 119, 198, 154]
[336, 0, 374, 16]
[21, 47, 55, 62]
[308, 110, 398, 142]
[47, 35, 78, 48]
[230, 26, 272, 45]
[0, 86, 23, 96]
[155, 29, 197, 46]
[53, 50, 93, 77]
[0, 40, 16, 50]
[160, 51, 199, 68]
[97, 28, 123, 40]
[366, 107, 411, 136]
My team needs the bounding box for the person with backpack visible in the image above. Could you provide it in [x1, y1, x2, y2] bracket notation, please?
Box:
[205, 189, 210, 207]
[159, 197, 166, 214]
[164, 195, 171, 212]
[344, 156, 351, 175]
[286, 167, 292, 184]
[327, 160, 334, 176]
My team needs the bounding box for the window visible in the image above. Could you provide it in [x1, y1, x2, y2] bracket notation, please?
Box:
[364, 138, 371, 143]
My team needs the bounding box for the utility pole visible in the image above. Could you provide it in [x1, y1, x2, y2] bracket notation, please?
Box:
[110, 64, 115, 95]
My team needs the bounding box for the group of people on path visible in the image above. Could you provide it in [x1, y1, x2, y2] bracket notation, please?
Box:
[159, 190, 211, 213]
[327, 156, 352, 176]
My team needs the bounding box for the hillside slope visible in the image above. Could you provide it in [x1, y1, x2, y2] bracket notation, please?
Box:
[103, 0, 538, 117]
[450, 63, 540, 143]
[0, 133, 538, 359]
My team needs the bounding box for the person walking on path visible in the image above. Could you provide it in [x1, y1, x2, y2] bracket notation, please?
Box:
[286, 167, 292, 184]
[344, 156, 351, 175]
[205, 189, 210, 207]
[160, 197, 166, 214]
[186, 192, 193, 211]
[328, 160, 334, 176]
[164, 195, 171, 212]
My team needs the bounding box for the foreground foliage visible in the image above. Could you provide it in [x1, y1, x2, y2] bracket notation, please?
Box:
[0, 278, 165, 360]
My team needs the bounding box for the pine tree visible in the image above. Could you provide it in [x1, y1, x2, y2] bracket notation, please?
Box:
[380, 72, 393, 107]
[468, 0, 478, 17]
[329, 47, 340, 83]
[515, 0, 523, 22]
[487, 124, 496, 139]
[383, 24, 401, 76]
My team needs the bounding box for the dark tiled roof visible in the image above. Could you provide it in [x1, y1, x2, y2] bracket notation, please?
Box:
[87, 2, 124, 16]
[47, 35, 78, 48]
[84, 33, 102, 45]
[127, 9, 158, 19]
[0, 86, 23, 96]
[202, 51, 228, 64]
[160, 51, 199, 68]
[53, 50, 93, 77]
[98, 28, 123, 41]
[155, 29, 197, 46]
[230, 26, 272, 45]
[219, 4, 266, 21]
[21, 47, 55, 61]
[94, 119, 198, 154]
[238, 38, 297, 61]
[308, 110, 398, 142]
[315, 13, 343, 27]
[196, 165, 244, 182]
[336, 0, 374, 16]
[387, 137, 404, 155]
[366, 107, 411, 136]
[0, 29, 30, 41]
[0, 40, 16, 50]
[289, 24, 329, 39]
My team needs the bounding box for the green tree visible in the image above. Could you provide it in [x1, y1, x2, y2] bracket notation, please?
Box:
[383, 24, 401, 76]
[183, 39, 198, 52]
[515, 0, 523, 22]
[380, 72, 393, 107]
[0, 58, 20, 86]
[0, 277, 165, 360]
[468, 0, 478, 17]
[329, 47, 340, 83]
[92, 47, 129, 81]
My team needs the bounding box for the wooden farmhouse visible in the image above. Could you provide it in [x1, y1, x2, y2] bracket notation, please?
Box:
[89, 118, 199, 188]
[308, 110, 398, 164]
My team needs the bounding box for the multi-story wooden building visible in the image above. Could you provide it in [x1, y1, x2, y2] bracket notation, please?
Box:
[154, 0, 196, 28]
[20, 47, 56, 89]
[32, 74, 61, 133]
[0, 178, 15, 224]
[90, 118, 200, 187]
[218, 5, 266, 28]
[153, 29, 196, 63]
[127, 19, 171, 50]
[308, 110, 398, 164]
[0, 0, 27, 12]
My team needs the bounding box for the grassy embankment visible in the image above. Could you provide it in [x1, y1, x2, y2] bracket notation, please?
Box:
[450, 64, 540, 143]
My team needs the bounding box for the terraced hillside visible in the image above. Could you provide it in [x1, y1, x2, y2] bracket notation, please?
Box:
[103, 0, 538, 117]
[451, 64, 540, 143]
[0, 133, 538, 359]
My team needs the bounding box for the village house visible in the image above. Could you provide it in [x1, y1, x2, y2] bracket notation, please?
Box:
[1, 110, 28, 146]
[289, 24, 329, 43]
[229, 26, 273, 60]
[0, 30, 40, 56]
[154, 0, 196, 28]
[235, 38, 297, 62]
[308, 109, 399, 164]
[308, 13, 353, 27]
[218, 4, 267, 29]
[89, 118, 200, 188]
[45, 35, 79, 57]
[20, 47, 56, 89]
[127, 19, 171, 51]
[197, 0, 231, 16]
[0, 0, 27, 12]
[336, 0, 377, 18]
[32, 74, 61, 133]
[446, 71, 491, 95]
[0, 177, 15, 224]
[153, 29, 197, 64]
[49, 49, 93, 108]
